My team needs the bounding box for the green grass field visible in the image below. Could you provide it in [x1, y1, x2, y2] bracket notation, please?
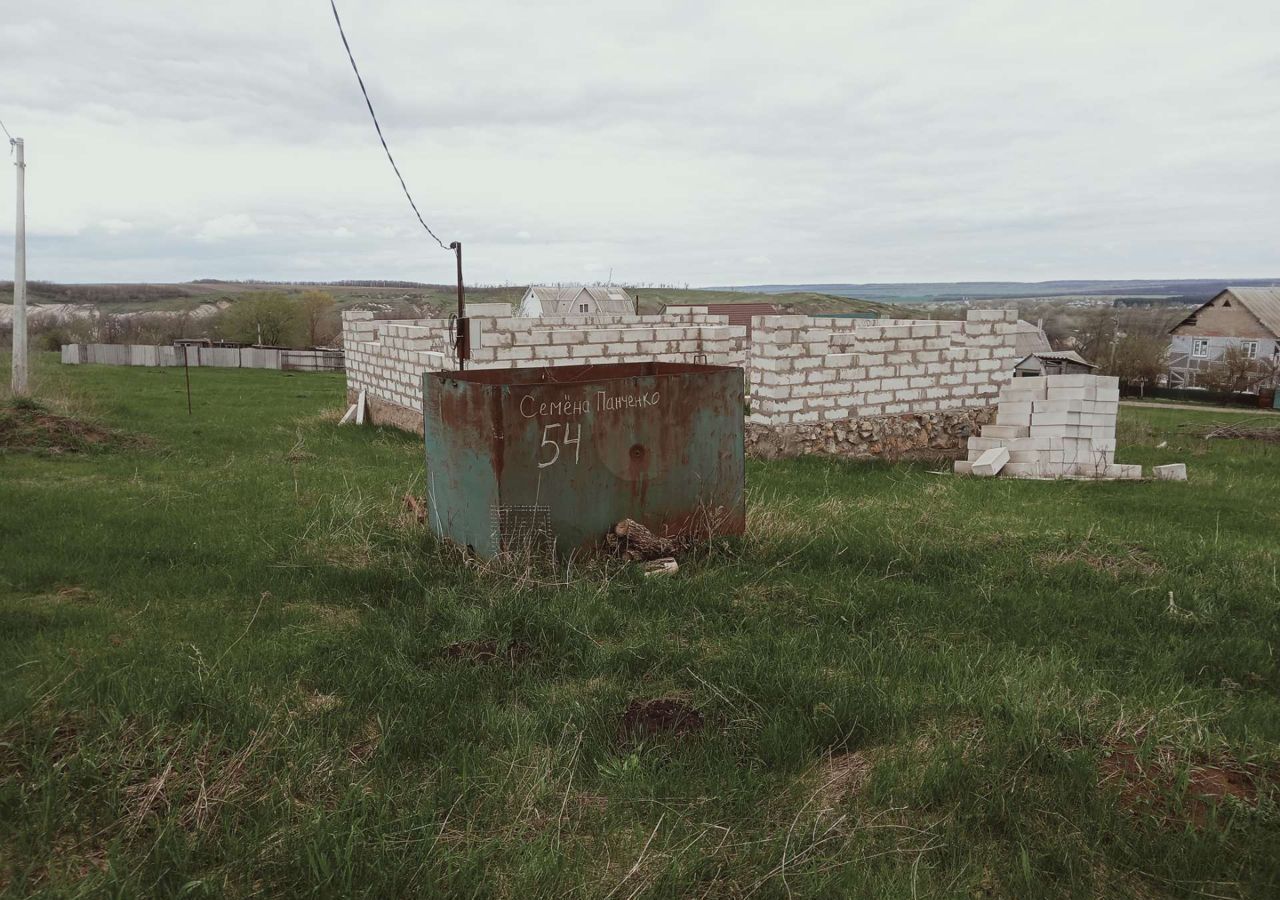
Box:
[2, 354, 1278, 898]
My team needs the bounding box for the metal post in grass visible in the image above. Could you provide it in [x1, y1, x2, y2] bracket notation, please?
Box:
[9, 135, 27, 396]
[183, 344, 192, 415]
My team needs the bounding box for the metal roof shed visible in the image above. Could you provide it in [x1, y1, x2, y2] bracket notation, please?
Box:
[1014, 351, 1098, 377]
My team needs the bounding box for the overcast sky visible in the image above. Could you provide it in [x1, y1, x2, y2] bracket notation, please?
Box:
[1, 0, 1277, 286]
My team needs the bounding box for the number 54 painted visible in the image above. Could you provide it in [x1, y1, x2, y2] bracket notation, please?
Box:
[537, 422, 583, 468]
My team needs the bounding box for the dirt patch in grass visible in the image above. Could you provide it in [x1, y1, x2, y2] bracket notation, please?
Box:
[812, 720, 984, 813]
[813, 751, 876, 811]
[1095, 740, 1270, 828]
[442, 639, 533, 666]
[0, 399, 144, 455]
[1034, 536, 1161, 579]
[298, 690, 343, 715]
[617, 698, 705, 743]
[348, 718, 383, 766]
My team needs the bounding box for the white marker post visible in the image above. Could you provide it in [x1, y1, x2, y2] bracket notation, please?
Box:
[10, 136, 26, 395]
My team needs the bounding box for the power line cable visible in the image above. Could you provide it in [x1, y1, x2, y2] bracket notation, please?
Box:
[328, 0, 449, 251]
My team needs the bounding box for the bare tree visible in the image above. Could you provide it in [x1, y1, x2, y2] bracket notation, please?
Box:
[1073, 307, 1118, 365]
[1198, 345, 1273, 393]
[1104, 333, 1168, 390]
[298, 290, 338, 347]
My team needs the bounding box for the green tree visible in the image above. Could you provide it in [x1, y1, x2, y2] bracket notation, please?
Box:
[218, 292, 300, 346]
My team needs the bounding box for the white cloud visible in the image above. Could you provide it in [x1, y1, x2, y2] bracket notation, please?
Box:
[0, 0, 1275, 283]
[99, 218, 134, 235]
[194, 214, 264, 242]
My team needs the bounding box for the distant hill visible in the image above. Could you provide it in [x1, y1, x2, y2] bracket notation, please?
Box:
[631, 287, 889, 316]
[0, 281, 891, 317]
[0, 281, 526, 316]
[715, 279, 1280, 306]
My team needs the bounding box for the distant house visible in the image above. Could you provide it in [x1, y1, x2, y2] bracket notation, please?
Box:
[1013, 350, 1098, 378]
[1167, 287, 1280, 388]
[516, 285, 635, 317]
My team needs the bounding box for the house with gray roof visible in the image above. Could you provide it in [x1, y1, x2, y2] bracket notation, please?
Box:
[516, 285, 635, 317]
[1168, 287, 1280, 388]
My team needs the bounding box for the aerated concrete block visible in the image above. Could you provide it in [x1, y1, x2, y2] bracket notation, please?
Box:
[968, 435, 1008, 452]
[1033, 399, 1084, 413]
[999, 387, 1046, 403]
[971, 446, 1010, 477]
[1153, 463, 1187, 481]
[1045, 386, 1094, 401]
[1007, 375, 1050, 392]
[982, 424, 1030, 439]
[1008, 450, 1044, 463]
[996, 403, 1033, 425]
[1005, 436, 1061, 452]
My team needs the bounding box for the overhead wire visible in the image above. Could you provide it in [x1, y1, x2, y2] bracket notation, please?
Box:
[328, 0, 449, 251]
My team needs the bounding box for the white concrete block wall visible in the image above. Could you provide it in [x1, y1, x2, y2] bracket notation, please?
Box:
[341, 310, 748, 416]
[747, 309, 1020, 426]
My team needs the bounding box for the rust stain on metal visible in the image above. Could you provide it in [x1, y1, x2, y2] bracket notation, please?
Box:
[422, 361, 745, 558]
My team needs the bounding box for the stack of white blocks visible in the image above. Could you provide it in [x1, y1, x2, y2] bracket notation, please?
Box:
[956, 374, 1142, 480]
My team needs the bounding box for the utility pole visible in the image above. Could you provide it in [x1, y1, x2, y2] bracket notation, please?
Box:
[10, 136, 26, 395]
[450, 241, 469, 370]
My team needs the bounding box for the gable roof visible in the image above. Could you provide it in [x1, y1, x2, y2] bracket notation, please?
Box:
[1225, 287, 1280, 336]
[523, 285, 634, 315]
[1014, 350, 1097, 369]
[1172, 287, 1280, 337]
[580, 285, 635, 313]
[525, 286, 584, 309]
[1013, 319, 1052, 355]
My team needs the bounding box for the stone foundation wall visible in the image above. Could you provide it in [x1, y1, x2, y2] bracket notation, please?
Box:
[348, 388, 425, 435]
[745, 406, 995, 460]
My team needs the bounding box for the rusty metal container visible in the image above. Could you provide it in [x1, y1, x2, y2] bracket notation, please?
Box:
[423, 362, 745, 558]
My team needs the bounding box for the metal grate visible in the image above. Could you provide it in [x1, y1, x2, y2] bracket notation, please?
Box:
[491, 504, 552, 556]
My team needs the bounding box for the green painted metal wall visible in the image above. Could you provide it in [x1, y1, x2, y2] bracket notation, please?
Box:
[424, 363, 746, 558]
